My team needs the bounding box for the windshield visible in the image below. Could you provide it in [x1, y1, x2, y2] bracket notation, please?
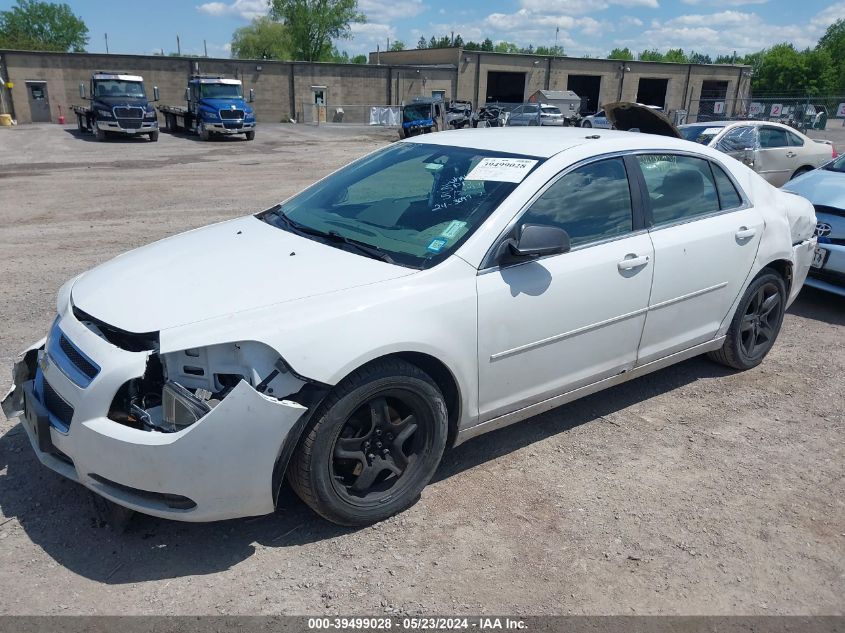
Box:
[403, 104, 432, 122]
[679, 124, 725, 144]
[259, 143, 544, 268]
[200, 83, 243, 99]
[93, 80, 145, 98]
[542, 107, 562, 115]
[824, 154, 845, 173]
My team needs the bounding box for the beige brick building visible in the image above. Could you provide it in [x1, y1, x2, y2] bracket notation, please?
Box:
[0, 47, 749, 125]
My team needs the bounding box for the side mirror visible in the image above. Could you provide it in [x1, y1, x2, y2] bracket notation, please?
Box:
[184, 87, 190, 102]
[248, 88, 255, 103]
[502, 224, 571, 262]
[79, 83, 87, 99]
[153, 86, 160, 102]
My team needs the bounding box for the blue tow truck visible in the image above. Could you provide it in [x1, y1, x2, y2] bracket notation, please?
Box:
[71, 71, 160, 141]
[158, 75, 256, 141]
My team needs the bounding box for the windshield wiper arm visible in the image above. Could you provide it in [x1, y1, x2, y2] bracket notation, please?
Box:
[325, 231, 395, 264]
[265, 211, 395, 264]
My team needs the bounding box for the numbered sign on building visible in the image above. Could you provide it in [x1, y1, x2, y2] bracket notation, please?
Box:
[749, 102, 765, 116]
[770, 103, 783, 117]
[837, 103, 845, 117]
[713, 101, 725, 115]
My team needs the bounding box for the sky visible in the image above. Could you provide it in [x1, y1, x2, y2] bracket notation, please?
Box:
[2, 0, 844, 60]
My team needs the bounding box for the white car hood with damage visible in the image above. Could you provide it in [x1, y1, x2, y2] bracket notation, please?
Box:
[71, 216, 415, 333]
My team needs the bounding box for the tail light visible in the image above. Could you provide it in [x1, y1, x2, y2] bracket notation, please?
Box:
[832, 145, 838, 159]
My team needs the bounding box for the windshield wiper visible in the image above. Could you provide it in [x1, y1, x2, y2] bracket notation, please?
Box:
[264, 210, 395, 264]
[325, 230, 395, 264]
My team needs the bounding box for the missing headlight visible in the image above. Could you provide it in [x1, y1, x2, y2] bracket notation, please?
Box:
[162, 380, 212, 431]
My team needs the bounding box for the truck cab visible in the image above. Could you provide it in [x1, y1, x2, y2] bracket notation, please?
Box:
[399, 98, 444, 139]
[186, 76, 256, 141]
[75, 72, 160, 141]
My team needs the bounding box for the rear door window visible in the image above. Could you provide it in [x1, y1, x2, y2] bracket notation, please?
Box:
[787, 131, 805, 147]
[710, 162, 743, 210]
[759, 127, 789, 148]
[636, 154, 720, 226]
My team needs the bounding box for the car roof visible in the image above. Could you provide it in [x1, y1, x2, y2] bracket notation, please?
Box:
[679, 120, 804, 133]
[403, 127, 714, 158]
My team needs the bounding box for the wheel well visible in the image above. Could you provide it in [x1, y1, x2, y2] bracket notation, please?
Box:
[390, 352, 462, 449]
[761, 259, 793, 295]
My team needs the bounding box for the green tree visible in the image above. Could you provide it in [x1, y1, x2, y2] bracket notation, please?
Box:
[269, 0, 364, 62]
[818, 19, 845, 92]
[493, 41, 519, 54]
[389, 39, 405, 51]
[417, 35, 427, 49]
[688, 51, 712, 64]
[663, 48, 688, 63]
[638, 49, 664, 61]
[607, 47, 634, 60]
[0, 0, 88, 52]
[453, 34, 464, 47]
[535, 45, 564, 56]
[231, 16, 290, 60]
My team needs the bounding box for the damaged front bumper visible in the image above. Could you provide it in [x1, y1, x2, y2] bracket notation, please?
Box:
[2, 309, 307, 522]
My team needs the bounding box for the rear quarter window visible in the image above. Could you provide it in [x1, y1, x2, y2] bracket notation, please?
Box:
[710, 162, 743, 210]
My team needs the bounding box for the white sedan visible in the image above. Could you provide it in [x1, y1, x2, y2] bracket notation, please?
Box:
[678, 120, 836, 187]
[3, 128, 817, 526]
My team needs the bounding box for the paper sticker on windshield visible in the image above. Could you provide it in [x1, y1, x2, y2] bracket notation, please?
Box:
[441, 220, 467, 239]
[426, 238, 449, 253]
[702, 127, 723, 136]
[465, 158, 539, 183]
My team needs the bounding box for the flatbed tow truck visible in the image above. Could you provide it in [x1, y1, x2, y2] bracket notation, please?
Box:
[158, 75, 256, 141]
[71, 71, 160, 141]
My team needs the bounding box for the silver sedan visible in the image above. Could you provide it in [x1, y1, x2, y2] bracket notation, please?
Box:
[679, 120, 836, 187]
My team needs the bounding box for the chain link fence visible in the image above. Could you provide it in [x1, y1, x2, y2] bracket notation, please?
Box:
[687, 96, 845, 132]
[296, 102, 401, 127]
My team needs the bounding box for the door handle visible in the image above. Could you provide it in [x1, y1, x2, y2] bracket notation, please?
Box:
[617, 254, 650, 271]
[786, 151, 797, 158]
[735, 227, 757, 240]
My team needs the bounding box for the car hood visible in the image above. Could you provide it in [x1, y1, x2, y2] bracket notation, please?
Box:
[603, 102, 682, 138]
[71, 216, 414, 333]
[782, 168, 845, 209]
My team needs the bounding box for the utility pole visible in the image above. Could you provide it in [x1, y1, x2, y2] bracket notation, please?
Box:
[104, 33, 109, 54]
[204, 39, 208, 57]
[176, 35, 181, 57]
[554, 27, 559, 53]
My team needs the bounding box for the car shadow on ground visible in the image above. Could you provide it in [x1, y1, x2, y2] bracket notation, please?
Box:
[160, 126, 251, 143]
[787, 286, 844, 326]
[0, 289, 834, 584]
[62, 128, 157, 144]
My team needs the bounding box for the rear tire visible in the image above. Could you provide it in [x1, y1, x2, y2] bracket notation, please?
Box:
[288, 359, 448, 526]
[707, 269, 787, 370]
[790, 166, 813, 180]
[582, 120, 592, 128]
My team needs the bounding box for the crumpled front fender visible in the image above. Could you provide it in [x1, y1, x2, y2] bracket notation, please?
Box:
[1, 338, 44, 420]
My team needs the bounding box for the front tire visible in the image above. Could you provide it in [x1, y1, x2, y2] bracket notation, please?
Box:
[94, 123, 106, 141]
[198, 122, 210, 141]
[288, 359, 448, 526]
[148, 131, 159, 142]
[245, 130, 255, 141]
[707, 269, 786, 370]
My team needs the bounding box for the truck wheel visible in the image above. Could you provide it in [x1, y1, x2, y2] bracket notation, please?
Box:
[198, 122, 210, 141]
[94, 124, 106, 142]
[149, 131, 159, 142]
[288, 358, 448, 526]
[167, 114, 176, 132]
[77, 115, 84, 133]
[245, 131, 255, 141]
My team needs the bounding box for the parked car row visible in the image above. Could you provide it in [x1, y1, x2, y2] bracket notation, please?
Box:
[4, 110, 820, 527]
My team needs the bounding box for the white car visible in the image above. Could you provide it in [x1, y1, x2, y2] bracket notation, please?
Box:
[540, 105, 565, 126]
[678, 120, 836, 187]
[3, 128, 817, 526]
[580, 109, 612, 129]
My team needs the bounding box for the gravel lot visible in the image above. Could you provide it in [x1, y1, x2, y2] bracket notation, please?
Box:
[0, 122, 842, 616]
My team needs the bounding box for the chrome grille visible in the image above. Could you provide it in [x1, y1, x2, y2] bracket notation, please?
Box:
[219, 109, 244, 120]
